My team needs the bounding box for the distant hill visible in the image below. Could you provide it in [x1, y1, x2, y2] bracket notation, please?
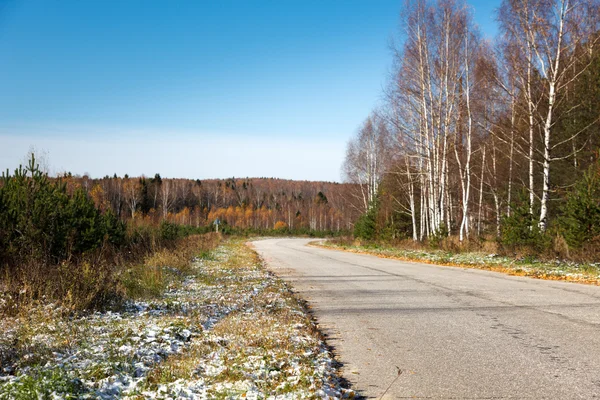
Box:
[53, 175, 361, 232]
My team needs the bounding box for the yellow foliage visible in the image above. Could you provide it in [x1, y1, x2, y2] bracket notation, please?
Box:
[274, 221, 288, 231]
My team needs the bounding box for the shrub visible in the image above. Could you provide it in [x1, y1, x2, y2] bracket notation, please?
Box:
[500, 190, 549, 252]
[428, 223, 449, 249]
[274, 221, 288, 231]
[0, 156, 129, 313]
[159, 221, 181, 241]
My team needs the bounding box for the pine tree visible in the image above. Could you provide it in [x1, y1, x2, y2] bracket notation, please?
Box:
[559, 160, 600, 248]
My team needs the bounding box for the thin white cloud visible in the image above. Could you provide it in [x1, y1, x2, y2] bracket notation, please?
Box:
[0, 133, 344, 182]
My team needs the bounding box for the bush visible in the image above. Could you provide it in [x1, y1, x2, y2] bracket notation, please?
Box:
[428, 223, 449, 249]
[559, 161, 600, 248]
[0, 156, 129, 313]
[159, 221, 181, 241]
[274, 221, 288, 231]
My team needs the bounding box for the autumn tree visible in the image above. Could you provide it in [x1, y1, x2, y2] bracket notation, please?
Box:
[123, 178, 141, 219]
[499, 0, 600, 231]
[343, 112, 392, 214]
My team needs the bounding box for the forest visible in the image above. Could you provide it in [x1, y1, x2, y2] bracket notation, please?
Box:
[0, 158, 359, 272]
[57, 173, 357, 234]
[343, 0, 600, 258]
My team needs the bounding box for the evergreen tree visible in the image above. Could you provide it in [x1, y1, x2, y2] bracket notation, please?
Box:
[354, 201, 377, 241]
[0, 155, 125, 267]
[559, 160, 600, 248]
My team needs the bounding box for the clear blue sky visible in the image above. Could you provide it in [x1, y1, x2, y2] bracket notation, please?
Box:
[0, 0, 500, 181]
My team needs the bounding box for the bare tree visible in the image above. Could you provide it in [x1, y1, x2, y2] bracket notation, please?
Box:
[123, 178, 141, 219]
[342, 113, 392, 213]
[388, 0, 481, 240]
[161, 179, 174, 219]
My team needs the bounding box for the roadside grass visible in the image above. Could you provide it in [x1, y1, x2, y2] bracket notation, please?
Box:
[119, 233, 221, 301]
[315, 239, 600, 285]
[0, 238, 351, 399]
[120, 264, 165, 299]
[137, 241, 351, 399]
[2, 367, 85, 400]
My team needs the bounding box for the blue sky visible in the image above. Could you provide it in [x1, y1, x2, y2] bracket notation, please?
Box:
[0, 0, 500, 181]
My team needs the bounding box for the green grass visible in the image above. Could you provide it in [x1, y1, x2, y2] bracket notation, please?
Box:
[0, 368, 86, 400]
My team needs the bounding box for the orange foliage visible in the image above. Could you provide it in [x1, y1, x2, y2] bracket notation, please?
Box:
[274, 221, 288, 230]
[90, 184, 108, 212]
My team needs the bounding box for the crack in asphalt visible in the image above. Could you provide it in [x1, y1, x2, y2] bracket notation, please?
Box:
[254, 239, 600, 399]
[281, 241, 600, 329]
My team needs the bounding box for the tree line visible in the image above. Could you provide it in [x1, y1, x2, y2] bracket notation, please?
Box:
[344, 0, 600, 251]
[43, 173, 359, 234]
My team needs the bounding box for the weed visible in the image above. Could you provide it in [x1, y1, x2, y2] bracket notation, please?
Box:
[197, 250, 215, 261]
[120, 264, 165, 299]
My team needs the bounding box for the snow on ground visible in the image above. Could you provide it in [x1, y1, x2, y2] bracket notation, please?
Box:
[320, 241, 600, 284]
[0, 241, 353, 399]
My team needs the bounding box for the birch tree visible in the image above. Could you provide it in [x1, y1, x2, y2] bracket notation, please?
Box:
[500, 0, 600, 231]
[342, 113, 392, 213]
[123, 178, 141, 219]
[160, 179, 174, 219]
[389, 0, 481, 240]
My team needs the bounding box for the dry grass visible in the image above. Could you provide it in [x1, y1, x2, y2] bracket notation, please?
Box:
[316, 240, 600, 286]
[144, 339, 216, 389]
[136, 240, 349, 398]
[121, 233, 221, 300]
[336, 233, 598, 263]
[0, 305, 78, 375]
[562, 237, 600, 263]
[1, 238, 350, 398]
[145, 249, 189, 272]
[144, 234, 220, 273]
[0, 232, 223, 317]
[1, 258, 121, 317]
[119, 264, 165, 299]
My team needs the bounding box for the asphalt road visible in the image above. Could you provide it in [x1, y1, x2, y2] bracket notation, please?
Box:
[252, 238, 600, 399]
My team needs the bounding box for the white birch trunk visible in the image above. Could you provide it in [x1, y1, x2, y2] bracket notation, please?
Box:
[477, 145, 486, 236]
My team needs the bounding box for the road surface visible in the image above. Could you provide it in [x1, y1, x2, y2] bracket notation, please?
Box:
[252, 238, 600, 399]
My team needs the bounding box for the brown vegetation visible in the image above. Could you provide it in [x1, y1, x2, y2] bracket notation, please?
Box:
[56, 175, 360, 233]
[1, 232, 221, 317]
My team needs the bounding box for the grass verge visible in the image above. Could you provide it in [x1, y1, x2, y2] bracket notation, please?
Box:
[0, 238, 352, 399]
[313, 239, 600, 285]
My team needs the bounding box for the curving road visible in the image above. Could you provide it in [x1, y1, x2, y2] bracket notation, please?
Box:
[252, 238, 600, 399]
